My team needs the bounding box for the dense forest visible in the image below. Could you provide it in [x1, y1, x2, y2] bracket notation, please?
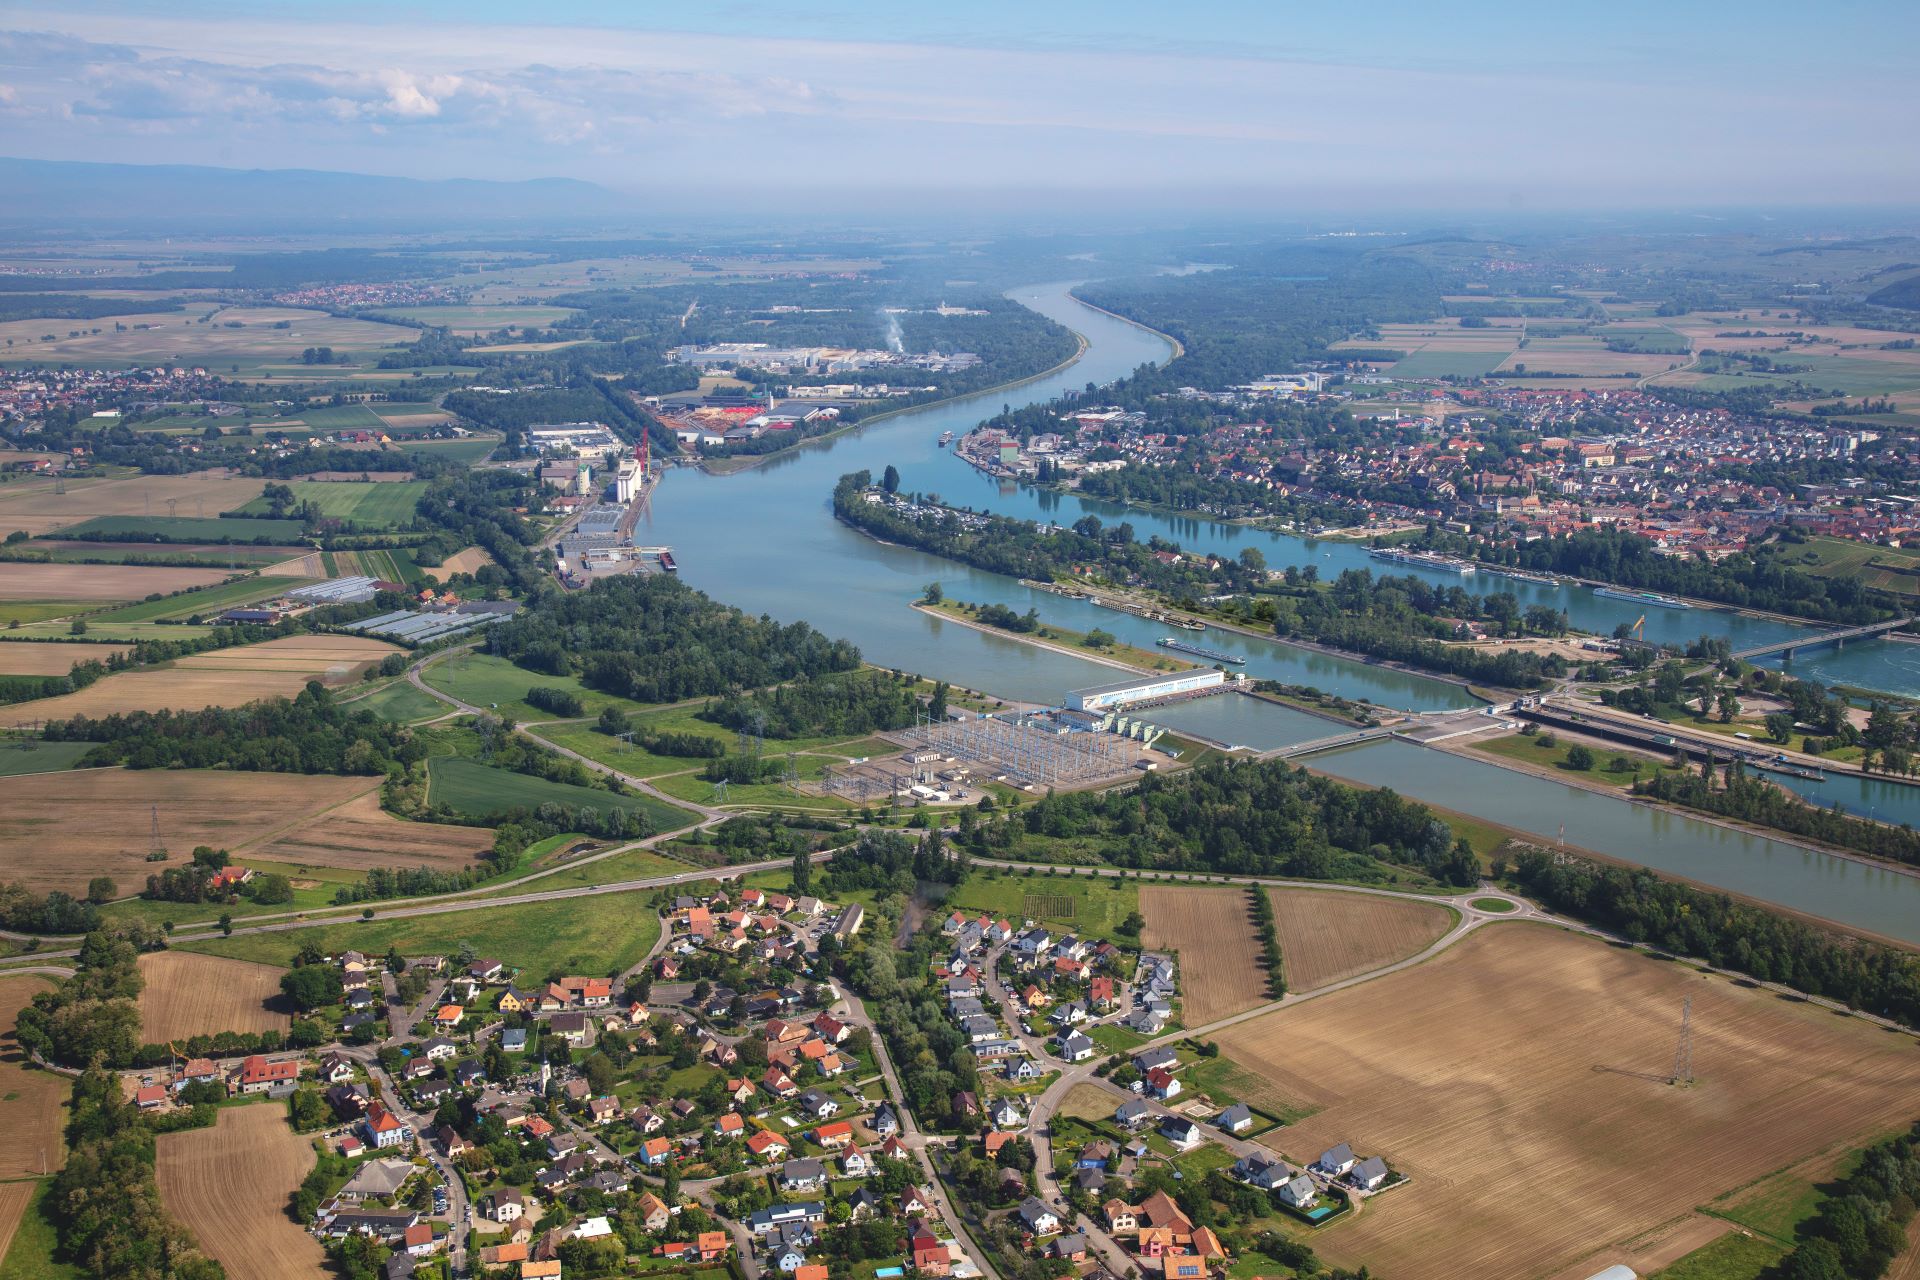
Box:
[1451, 526, 1893, 624]
[699, 669, 920, 739]
[963, 757, 1480, 887]
[487, 573, 862, 703]
[1507, 850, 1920, 1028]
[42, 682, 421, 773]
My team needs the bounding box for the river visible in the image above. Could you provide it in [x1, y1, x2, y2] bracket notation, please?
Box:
[638, 281, 1920, 941]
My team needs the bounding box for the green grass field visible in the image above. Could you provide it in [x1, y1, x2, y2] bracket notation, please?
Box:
[88, 575, 313, 623]
[0, 1180, 83, 1280]
[398, 436, 500, 465]
[1649, 1232, 1787, 1280]
[1468, 731, 1670, 789]
[0, 739, 96, 776]
[0, 601, 91, 625]
[235, 480, 425, 528]
[101, 859, 369, 931]
[15, 542, 299, 568]
[7, 619, 217, 642]
[427, 757, 695, 832]
[1388, 348, 1515, 378]
[55, 515, 299, 543]
[182, 888, 663, 976]
[945, 871, 1138, 937]
[368, 304, 579, 333]
[345, 679, 450, 724]
[421, 651, 644, 722]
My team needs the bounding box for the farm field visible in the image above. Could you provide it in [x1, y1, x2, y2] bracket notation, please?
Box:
[1786, 535, 1920, 599]
[0, 471, 267, 536]
[252, 787, 488, 869]
[399, 435, 499, 465]
[422, 545, 496, 580]
[1649, 1232, 1787, 1280]
[1331, 320, 1520, 378]
[0, 633, 395, 727]
[422, 649, 659, 723]
[1214, 924, 1920, 1280]
[0, 738, 96, 775]
[1496, 332, 1688, 377]
[52, 515, 300, 543]
[369, 303, 579, 333]
[18, 540, 304, 567]
[343, 678, 450, 723]
[1139, 885, 1266, 1024]
[0, 640, 132, 674]
[136, 952, 290, 1042]
[0, 562, 230, 602]
[234, 478, 425, 527]
[327, 547, 421, 583]
[1264, 888, 1454, 992]
[427, 757, 694, 832]
[0, 1183, 35, 1278]
[184, 886, 665, 977]
[0, 306, 409, 375]
[155, 1103, 327, 1280]
[0, 769, 379, 893]
[0, 975, 66, 1181]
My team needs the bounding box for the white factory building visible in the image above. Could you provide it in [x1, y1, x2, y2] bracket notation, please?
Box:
[1065, 669, 1225, 712]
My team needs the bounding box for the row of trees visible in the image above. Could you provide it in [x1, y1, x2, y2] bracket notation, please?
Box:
[1633, 759, 1920, 868]
[1246, 885, 1286, 998]
[1506, 850, 1920, 1027]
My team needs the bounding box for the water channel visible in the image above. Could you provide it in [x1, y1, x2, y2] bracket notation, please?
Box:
[638, 281, 1920, 941]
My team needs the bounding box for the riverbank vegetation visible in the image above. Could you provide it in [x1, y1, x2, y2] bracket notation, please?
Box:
[1505, 849, 1920, 1029]
[1633, 759, 1920, 868]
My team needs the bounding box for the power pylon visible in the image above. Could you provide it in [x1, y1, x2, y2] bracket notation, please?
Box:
[1669, 996, 1694, 1086]
[150, 804, 164, 858]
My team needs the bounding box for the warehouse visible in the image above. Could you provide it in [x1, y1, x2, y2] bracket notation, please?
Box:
[1065, 669, 1225, 712]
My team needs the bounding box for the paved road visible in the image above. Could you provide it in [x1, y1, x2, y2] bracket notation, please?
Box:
[346, 1047, 474, 1276]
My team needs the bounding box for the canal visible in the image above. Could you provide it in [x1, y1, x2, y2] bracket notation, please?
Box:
[640, 281, 1920, 941]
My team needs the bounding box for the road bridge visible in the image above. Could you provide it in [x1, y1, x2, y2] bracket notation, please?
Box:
[1731, 616, 1913, 663]
[1264, 724, 1399, 759]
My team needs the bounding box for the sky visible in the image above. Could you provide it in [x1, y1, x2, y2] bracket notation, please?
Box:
[0, 0, 1916, 211]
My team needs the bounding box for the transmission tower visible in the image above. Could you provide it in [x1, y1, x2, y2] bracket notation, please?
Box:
[1669, 996, 1694, 1086]
[149, 804, 164, 858]
[783, 752, 798, 785]
[711, 779, 730, 804]
[166, 498, 178, 518]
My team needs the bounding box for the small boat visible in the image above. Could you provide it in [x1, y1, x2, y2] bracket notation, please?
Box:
[938, 431, 954, 447]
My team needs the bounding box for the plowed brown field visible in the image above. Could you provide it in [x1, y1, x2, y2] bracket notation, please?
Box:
[0, 563, 230, 601]
[0, 1181, 34, 1264]
[0, 975, 65, 1179]
[156, 1103, 326, 1280]
[0, 769, 376, 893]
[1140, 885, 1266, 1024]
[1216, 925, 1920, 1280]
[1265, 888, 1453, 992]
[0, 640, 134, 674]
[0, 472, 266, 535]
[254, 788, 486, 869]
[0, 634, 397, 726]
[137, 952, 290, 1042]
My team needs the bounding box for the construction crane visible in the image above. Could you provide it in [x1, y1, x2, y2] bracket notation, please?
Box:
[1630, 614, 1645, 643]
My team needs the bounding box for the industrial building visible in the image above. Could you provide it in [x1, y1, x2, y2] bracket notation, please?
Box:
[1066, 669, 1225, 712]
[526, 422, 621, 455]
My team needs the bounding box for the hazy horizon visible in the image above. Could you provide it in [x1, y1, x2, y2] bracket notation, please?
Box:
[1, 0, 1917, 215]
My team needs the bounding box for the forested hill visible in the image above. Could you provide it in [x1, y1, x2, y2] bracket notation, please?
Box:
[485, 574, 862, 704]
[1075, 246, 1444, 393]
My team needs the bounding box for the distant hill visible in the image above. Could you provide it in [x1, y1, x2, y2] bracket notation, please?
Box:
[1867, 273, 1920, 312]
[0, 157, 633, 229]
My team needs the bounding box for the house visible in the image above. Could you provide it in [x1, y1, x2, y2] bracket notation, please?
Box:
[1074, 1166, 1107, 1196]
[587, 1096, 621, 1125]
[1231, 1155, 1290, 1191]
[1191, 1227, 1228, 1260]
[840, 1147, 870, 1177]
[231, 1055, 301, 1095]
[774, 1243, 808, 1273]
[1103, 1201, 1140, 1233]
[339, 1158, 415, 1203]
[134, 1084, 167, 1110]
[433, 1004, 464, 1030]
[781, 1158, 828, 1193]
[522, 1264, 563, 1280]
[1115, 1099, 1152, 1129]
[813, 1012, 850, 1043]
[747, 1129, 789, 1161]
[1089, 976, 1117, 1008]
[1159, 1116, 1202, 1150]
[814, 1121, 854, 1150]
[496, 986, 532, 1014]
[871, 1103, 899, 1137]
[435, 1125, 469, 1156]
[1004, 1057, 1041, 1082]
[1141, 1191, 1192, 1233]
[636, 1192, 671, 1232]
[630, 1106, 665, 1135]
[1215, 1103, 1254, 1134]
[1277, 1174, 1318, 1209]
[363, 1103, 411, 1150]
[990, 1098, 1023, 1129]
[762, 1067, 798, 1099]
[880, 1135, 911, 1162]
[481, 1243, 530, 1268]
[327, 1083, 372, 1118]
[1058, 1031, 1094, 1062]
[797, 1089, 840, 1120]
[1016, 1198, 1060, 1236]
[1349, 1155, 1390, 1191]
[1314, 1144, 1357, 1178]
[746, 1203, 826, 1237]
[846, 1186, 882, 1221]
[501, 1027, 528, 1052]
[322, 1210, 419, 1242]
[550, 1011, 591, 1047]
[1076, 1140, 1113, 1170]
[452, 1059, 485, 1088]
[908, 1224, 950, 1276]
[714, 1112, 746, 1138]
[317, 1052, 357, 1083]
[423, 1037, 458, 1061]
[1051, 1234, 1088, 1262]
[1134, 1048, 1179, 1074]
[1159, 1256, 1207, 1280]
[1146, 1067, 1182, 1100]
[483, 1190, 527, 1222]
[900, 1186, 936, 1218]
[640, 1137, 673, 1166]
